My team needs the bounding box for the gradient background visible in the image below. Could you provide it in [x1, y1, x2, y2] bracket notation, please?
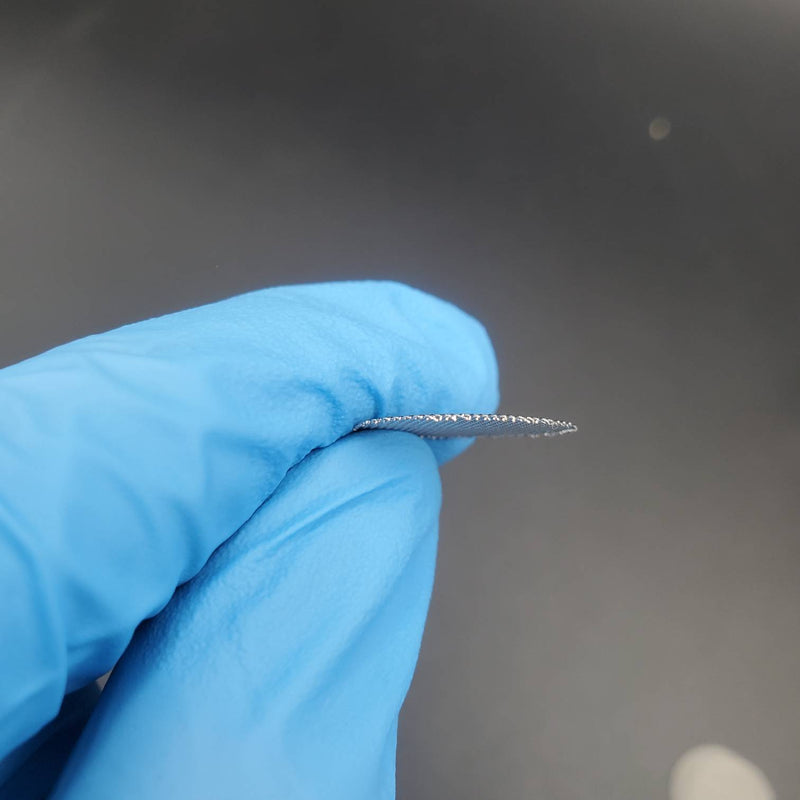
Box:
[1, 2, 798, 796]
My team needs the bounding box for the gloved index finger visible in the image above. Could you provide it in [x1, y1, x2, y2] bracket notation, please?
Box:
[0, 280, 498, 761]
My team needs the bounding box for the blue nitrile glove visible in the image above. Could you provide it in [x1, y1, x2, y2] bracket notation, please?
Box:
[0, 280, 498, 799]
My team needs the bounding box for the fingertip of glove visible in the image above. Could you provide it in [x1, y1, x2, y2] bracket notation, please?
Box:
[338, 280, 500, 413]
[212, 279, 502, 418]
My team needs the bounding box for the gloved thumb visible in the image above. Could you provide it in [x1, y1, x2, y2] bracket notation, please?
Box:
[53, 431, 443, 800]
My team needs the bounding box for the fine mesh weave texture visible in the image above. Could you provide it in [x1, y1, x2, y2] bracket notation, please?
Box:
[353, 413, 577, 439]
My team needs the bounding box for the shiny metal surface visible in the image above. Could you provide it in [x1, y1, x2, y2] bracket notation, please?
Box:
[354, 413, 578, 438]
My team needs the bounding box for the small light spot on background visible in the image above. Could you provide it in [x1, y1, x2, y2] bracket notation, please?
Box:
[649, 116, 672, 141]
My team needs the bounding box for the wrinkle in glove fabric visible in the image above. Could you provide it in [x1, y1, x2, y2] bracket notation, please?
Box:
[0, 280, 499, 793]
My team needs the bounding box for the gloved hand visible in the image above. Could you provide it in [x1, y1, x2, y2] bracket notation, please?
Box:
[0, 280, 498, 799]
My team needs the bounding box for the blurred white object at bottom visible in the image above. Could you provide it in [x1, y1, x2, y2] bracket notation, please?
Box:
[670, 744, 775, 800]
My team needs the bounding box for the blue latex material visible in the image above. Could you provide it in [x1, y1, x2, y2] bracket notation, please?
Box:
[0, 281, 498, 798]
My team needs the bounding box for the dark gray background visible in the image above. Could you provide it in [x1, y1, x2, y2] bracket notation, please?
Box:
[2, 1, 799, 797]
